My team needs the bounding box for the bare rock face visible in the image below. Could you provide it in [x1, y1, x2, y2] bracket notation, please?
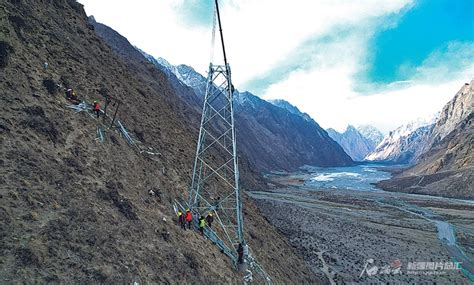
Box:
[326, 126, 378, 161]
[377, 80, 474, 199]
[424, 80, 473, 153]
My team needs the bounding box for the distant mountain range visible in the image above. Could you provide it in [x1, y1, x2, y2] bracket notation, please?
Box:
[377, 80, 473, 199]
[135, 53, 353, 171]
[326, 125, 383, 161]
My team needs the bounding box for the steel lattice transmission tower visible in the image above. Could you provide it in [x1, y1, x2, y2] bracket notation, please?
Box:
[187, 0, 243, 259]
[183, 2, 271, 283]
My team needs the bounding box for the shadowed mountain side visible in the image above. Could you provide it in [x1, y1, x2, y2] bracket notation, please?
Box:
[234, 92, 353, 171]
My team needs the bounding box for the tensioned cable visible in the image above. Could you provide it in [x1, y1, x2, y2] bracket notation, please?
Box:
[210, 2, 217, 64]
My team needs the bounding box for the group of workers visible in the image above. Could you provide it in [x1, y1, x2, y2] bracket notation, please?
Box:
[65, 88, 101, 118]
[177, 208, 247, 265]
[177, 209, 214, 235]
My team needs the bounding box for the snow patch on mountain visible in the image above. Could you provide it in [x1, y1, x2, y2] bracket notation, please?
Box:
[365, 115, 437, 163]
[357, 125, 384, 146]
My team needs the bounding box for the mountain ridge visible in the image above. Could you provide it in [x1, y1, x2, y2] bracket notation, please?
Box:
[365, 116, 437, 163]
[326, 125, 379, 161]
[377, 80, 474, 199]
[137, 50, 353, 171]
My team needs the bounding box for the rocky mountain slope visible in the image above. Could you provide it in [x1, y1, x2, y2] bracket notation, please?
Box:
[357, 125, 384, 146]
[0, 0, 316, 283]
[268, 99, 313, 122]
[326, 126, 377, 161]
[377, 80, 474, 199]
[137, 51, 353, 171]
[233, 92, 353, 170]
[366, 117, 436, 164]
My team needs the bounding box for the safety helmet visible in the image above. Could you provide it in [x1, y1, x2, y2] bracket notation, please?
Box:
[186, 208, 190, 211]
[209, 213, 213, 216]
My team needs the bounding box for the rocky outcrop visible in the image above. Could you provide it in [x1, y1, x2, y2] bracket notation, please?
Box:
[377, 80, 474, 199]
[326, 126, 377, 161]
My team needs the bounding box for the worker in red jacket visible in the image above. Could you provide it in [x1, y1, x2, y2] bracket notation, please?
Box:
[93, 101, 101, 118]
[185, 209, 193, 230]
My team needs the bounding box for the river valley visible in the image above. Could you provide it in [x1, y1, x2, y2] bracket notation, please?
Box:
[250, 165, 474, 284]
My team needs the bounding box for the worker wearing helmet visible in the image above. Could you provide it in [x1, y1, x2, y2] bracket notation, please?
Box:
[177, 210, 186, 230]
[206, 212, 214, 228]
[93, 100, 101, 118]
[198, 216, 206, 235]
[185, 209, 193, 230]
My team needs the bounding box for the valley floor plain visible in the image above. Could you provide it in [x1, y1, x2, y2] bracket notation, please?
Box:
[250, 172, 474, 284]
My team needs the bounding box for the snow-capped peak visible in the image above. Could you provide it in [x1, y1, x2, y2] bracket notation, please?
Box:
[356, 125, 384, 146]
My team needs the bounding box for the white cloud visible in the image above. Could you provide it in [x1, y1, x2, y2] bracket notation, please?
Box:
[262, 38, 474, 133]
[79, 0, 412, 81]
[78, 0, 472, 133]
[79, 0, 211, 73]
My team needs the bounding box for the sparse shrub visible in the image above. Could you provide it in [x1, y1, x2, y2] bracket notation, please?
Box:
[98, 86, 109, 97]
[110, 134, 119, 145]
[98, 185, 138, 220]
[60, 75, 71, 89]
[23, 106, 45, 117]
[8, 15, 26, 32]
[21, 107, 61, 144]
[43, 79, 58, 95]
[134, 129, 145, 142]
[0, 41, 13, 68]
[15, 245, 40, 266]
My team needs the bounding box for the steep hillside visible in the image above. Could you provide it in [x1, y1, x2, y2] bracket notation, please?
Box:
[377, 80, 474, 199]
[366, 118, 435, 164]
[135, 52, 353, 171]
[0, 0, 316, 283]
[326, 126, 376, 161]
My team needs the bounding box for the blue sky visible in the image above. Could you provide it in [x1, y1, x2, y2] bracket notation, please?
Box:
[367, 0, 473, 84]
[80, 0, 473, 133]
